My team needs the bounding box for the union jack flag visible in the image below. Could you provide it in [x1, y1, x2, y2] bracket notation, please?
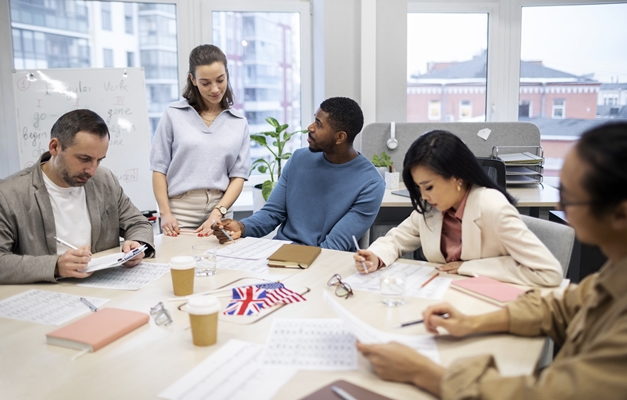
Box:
[223, 286, 267, 315]
[256, 282, 306, 308]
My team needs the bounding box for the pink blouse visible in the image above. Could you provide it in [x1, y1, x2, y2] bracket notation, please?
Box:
[440, 187, 472, 262]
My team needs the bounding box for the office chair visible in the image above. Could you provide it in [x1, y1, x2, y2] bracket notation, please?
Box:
[476, 157, 506, 190]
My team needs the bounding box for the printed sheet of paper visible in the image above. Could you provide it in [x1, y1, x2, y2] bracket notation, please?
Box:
[217, 237, 291, 260]
[323, 291, 440, 364]
[83, 252, 124, 273]
[216, 257, 270, 273]
[158, 339, 296, 400]
[344, 262, 451, 300]
[0, 289, 109, 325]
[261, 318, 357, 370]
[77, 262, 169, 290]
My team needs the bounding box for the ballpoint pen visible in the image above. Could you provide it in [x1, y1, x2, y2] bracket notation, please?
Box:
[331, 385, 357, 400]
[80, 297, 99, 312]
[392, 313, 449, 329]
[54, 236, 78, 250]
[213, 220, 234, 241]
[352, 235, 368, 274]
[116, 244, 147, 263]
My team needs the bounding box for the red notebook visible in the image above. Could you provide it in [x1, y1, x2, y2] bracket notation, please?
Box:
[451, 276, 527, 307]
[46, 308, 149, 352]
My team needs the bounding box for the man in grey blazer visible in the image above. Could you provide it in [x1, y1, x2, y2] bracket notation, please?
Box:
[0, 109, 155, 284]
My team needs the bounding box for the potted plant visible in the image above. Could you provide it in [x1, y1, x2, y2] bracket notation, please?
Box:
[250, 116, 308, 205]
[370, 151, 393, 178]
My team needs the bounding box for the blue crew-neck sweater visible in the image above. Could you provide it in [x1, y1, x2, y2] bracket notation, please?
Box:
[241, 149, 385, 251]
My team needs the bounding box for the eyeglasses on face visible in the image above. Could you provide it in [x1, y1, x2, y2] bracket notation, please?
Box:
[327, 274, 353, 300]
[558, 185, 593, 210]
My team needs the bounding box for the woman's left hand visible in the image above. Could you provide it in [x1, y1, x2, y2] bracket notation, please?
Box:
[437, 261, 463, 274]
[196, 209, 224, 236]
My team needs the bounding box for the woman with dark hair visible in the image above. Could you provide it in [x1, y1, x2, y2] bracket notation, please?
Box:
[150, 44, 250, 236]
[357, 122, 627, 399]
[354, 130, 562, 286]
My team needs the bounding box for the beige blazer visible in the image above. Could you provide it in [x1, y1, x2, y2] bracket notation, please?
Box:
[369, 185, 562, 287]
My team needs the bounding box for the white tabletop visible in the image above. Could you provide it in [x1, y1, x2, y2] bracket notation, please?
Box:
[0, 234, 544, 399]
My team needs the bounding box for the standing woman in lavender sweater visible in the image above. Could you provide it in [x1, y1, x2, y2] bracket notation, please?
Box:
[150, 44, 250, 236]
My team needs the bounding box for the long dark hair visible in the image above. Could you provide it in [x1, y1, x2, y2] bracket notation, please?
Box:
[182, 44, 234, 112]
[576, 122, 627, 217]
[402, 130, 516, 214]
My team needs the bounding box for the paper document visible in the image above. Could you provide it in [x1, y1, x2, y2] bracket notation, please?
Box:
[158, 339, 296, 400]
[0, 289, 109, 325]
[217, 237, 291, 260]
[261, 318, 357, 370]
[216, 257, 270, 273]
[77, 262, 169, 290]
[323, 291, 440, 364]
[344, 262, 451, 300]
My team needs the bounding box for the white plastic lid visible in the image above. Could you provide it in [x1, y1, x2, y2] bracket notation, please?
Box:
[186, 296, 221, 315]
[169, 256, 195, 269]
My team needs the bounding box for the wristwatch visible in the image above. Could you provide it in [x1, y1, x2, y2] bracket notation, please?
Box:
[214, 205, 227, 217]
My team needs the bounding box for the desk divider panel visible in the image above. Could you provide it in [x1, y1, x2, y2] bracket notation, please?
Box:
[360, 122, 541, 174]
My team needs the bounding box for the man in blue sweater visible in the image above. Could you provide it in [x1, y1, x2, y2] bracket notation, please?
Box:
[212, 97, 385, 251]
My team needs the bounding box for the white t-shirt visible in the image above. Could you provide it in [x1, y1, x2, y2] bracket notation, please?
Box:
[42, 168, 92, 255]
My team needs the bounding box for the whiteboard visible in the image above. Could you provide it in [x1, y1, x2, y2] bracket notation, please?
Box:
[12, 68, 154, 211]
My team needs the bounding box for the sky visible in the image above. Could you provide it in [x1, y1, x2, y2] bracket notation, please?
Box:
[407, 3, 627, 83]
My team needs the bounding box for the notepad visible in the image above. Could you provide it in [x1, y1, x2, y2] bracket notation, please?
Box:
[46, 308, 149, 352]
[450, 276, 526, 307]
[267, 244, 321, 269]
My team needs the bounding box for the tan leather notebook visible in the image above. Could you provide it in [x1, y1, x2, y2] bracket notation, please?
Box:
[46, 308, 149, 352]
[267, 244, 321, 269]
[451, 276, 527, 307]
[299, 379, 393, 400]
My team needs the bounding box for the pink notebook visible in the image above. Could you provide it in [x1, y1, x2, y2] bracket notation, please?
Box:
[451, 276, 526, 306]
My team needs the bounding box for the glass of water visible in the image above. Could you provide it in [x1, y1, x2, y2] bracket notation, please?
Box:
[192, 243, 217, 277]
[380, 272, 406, 306]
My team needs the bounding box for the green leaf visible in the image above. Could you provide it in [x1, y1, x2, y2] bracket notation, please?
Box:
[283, 132, 291, 141]
[261, 180, 276, 201]
[256, 165, 268, 173]
[265, 116, 280, 128]
[250, 135, 268, 147]
[277, 124, 289, 133]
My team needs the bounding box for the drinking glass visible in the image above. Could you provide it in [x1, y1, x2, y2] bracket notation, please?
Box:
[193, 243, 217, 277]
[380, 272, 406, 306]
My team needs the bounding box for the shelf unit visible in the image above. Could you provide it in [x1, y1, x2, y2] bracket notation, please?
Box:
[492, 146, 544, 188]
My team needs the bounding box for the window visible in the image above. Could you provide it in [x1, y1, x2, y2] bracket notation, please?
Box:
[127, 51, 135, 67]
[101, 2, 112, 31]
[124, 3, 134, 34]
[519, 100, 531, 118]
[428, 100, 441, 121]
[520, 3, 627, 178]
[407, 13, 488, 122]
[460, 100, 472, 119]
[9, 1, 179, 138]
[212, 10, 306, 176]
[552, 99, 565, 119]
[103, 48, 113, 67]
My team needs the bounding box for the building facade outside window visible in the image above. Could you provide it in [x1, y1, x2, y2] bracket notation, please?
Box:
[552, 99, 565, 119]
[101, 2, 112, 31]
[103, 48, 113, 67]
[428, 100, 441, 120]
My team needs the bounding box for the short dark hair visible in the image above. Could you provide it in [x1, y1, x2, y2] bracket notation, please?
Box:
[576, 122, 627, 216]
[402, 130, 516, 214]
[50, 109, 109, 149]
[319, 97, 364, 143]
[182, 44, 234, 112]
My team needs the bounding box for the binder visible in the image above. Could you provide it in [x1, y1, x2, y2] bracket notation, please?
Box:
[267, 244, 321, 269]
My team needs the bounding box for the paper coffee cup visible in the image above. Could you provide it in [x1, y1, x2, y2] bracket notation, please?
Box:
[187, 296, 220, 346]
[170, 256, 195, 296]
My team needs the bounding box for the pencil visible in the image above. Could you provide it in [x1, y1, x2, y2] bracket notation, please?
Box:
[420, 272, 439, 288]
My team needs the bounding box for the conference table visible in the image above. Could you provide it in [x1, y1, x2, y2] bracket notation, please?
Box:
[0, 234, 546, 399]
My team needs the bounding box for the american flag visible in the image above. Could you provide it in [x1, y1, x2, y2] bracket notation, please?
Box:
[223, 286, 267, 315]
[256, 282, 306, 308]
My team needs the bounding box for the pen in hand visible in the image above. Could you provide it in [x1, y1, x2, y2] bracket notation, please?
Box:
[393, 313, 450, 329]
[54, 236, 78, 250]
[351, 235, 368, 274]
[213, 220, 234, 241]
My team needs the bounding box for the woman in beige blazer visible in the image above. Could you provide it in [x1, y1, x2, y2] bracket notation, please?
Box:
[355, 130, 562, 287]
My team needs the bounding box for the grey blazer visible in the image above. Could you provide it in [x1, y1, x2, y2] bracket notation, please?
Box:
[0, 152, 155, 284]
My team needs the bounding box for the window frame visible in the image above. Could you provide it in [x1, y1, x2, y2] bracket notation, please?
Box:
[202, 0, 313, 188]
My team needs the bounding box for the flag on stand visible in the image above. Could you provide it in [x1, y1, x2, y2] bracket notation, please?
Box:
[223, 286, 267, 316]
[255, 282, 306, 308]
